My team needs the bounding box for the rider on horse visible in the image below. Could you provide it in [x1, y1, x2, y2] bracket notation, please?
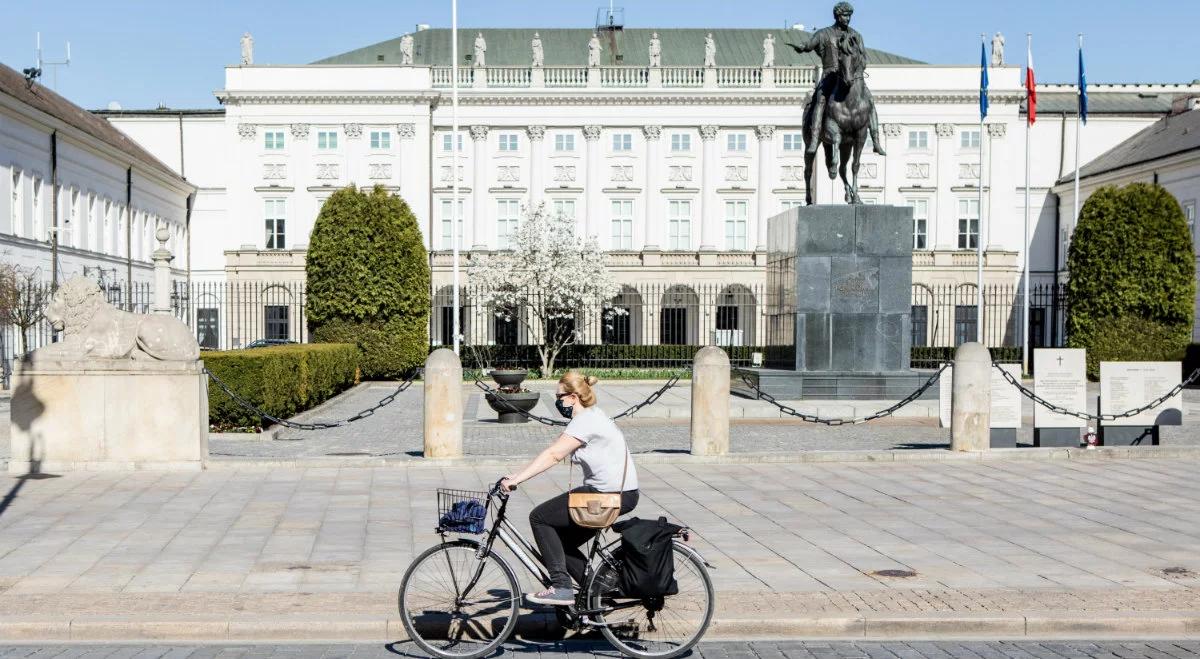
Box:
[794, 2, 886, 157]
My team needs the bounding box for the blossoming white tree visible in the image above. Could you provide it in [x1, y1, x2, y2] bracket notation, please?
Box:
[470, 204, 621, 375]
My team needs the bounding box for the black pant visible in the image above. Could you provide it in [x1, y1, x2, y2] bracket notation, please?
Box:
[529, 487, 639, 589]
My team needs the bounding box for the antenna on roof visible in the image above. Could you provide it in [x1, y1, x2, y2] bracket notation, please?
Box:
[34, 32, 71, 90]
[596, 6, 624, 31]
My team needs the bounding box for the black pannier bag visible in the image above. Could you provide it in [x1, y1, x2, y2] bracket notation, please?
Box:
[611, 516, 683, 606]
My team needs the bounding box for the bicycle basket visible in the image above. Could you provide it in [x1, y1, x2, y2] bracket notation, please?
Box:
[436, 488, 490, 534]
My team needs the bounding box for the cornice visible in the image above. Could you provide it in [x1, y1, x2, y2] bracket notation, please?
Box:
[217, 91, 440, 106]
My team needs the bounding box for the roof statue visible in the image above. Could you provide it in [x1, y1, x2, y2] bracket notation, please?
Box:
[762, 34, 775, 67]
[791, 2, 886, 204]
[473, 32, 486, 67]
[240, 32, 253, 66]
[531, 32, 544, 67]
[703, 33, 716, 67]
[587, 33, 601, 67]
[400, 34, 414, 65]
[648, 33, 662, 67]
[991, 32, 1005, 67]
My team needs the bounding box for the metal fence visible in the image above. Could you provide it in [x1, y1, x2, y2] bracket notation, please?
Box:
[172, 280, 308, 351]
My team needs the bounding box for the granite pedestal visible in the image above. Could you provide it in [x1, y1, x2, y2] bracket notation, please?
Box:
[749, 204, 936, 401]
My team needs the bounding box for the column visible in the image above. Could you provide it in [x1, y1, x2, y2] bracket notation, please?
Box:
[880, 124, 903, 205]
[754, 125, 775, 251]
[933, 123, 956, 250]
[527, 125, 546, 208]
[583, 125, 603, 240]
[469, 125, 489, 250]
[986, 123, 1007, 251]
[698, 125, 719, 251]
[642, 125, 662, 250]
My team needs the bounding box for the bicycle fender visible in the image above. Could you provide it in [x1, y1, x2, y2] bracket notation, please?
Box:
[674, 539, 716, 570]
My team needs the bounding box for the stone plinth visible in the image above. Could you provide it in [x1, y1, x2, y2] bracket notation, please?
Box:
[755, 204, 933, 400]
[8, 358, 209, 472]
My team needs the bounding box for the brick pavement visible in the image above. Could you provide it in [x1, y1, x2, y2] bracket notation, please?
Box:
[4, 459, 1200, 640]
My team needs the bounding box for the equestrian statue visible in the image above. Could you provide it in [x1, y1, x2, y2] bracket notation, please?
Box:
[790, 2, 886, 205]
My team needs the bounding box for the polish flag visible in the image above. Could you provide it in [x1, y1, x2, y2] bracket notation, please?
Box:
[1026, 41, 1037, 125]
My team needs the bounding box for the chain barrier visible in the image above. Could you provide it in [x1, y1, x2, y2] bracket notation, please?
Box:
[204, 367, 419, 431]
[993, 362, 1200, 422]
[733, 364, 949, 425]
[472, 371, 687, 427]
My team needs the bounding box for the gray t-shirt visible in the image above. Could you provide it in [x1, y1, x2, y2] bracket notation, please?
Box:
[565, 406, 638, 492]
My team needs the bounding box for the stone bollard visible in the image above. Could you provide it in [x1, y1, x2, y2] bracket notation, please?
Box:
[423, 348, 463, 458]
[951, 342, 991, 451]
[690, 346, 730, 456]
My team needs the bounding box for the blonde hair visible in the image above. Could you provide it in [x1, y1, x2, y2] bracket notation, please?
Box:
[559, 370, 600, 408]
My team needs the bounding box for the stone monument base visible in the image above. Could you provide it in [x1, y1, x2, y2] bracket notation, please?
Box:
[735, 368, 940, 401]
[8, 358, 209, 473]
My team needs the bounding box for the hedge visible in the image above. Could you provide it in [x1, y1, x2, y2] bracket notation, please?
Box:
[203, 343, 358, 430]
[455, 344, 767, 372]
[1065, 183, 1195, 379]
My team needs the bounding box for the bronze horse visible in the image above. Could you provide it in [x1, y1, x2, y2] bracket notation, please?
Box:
[803, 45, 880, 205]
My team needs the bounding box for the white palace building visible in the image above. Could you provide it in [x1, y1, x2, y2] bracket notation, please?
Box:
[9, 25, 1196, 349]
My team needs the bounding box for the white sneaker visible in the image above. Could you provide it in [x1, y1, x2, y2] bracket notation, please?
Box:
[526, 586, 575, 606]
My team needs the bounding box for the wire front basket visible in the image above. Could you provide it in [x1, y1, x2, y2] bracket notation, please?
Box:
[436, 488, 491, 534]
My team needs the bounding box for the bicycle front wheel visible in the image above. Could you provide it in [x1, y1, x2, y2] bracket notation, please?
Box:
[588, 541, 715, 659]
[398, 539, 520, 659]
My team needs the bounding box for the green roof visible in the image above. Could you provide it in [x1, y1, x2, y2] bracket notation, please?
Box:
[1030, 91, 1184, 116]
[314, 28, 923, 68]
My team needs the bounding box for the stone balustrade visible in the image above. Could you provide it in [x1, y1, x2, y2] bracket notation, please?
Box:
[430, 65, 815, 90]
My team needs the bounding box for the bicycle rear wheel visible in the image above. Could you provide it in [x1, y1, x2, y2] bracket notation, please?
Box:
[587, 542, 715, 659]
[399, 540, 520, 659]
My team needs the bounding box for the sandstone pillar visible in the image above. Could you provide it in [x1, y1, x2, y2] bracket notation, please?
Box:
[470, 126, 489, 250]
[424, 349, 464, 458]
[951, 342, 991, 451]
[690, 346, 730, 456]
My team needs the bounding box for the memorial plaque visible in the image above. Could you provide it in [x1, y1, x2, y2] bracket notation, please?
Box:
[1100, 361, 1183, 427]
[1033, 349, 1087, 428]
[938, 363, 1022, 428]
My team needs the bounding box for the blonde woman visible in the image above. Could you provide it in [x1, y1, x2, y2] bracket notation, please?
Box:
[500, 370, 639, 606]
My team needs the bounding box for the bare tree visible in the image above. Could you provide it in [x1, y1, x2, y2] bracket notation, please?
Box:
[0, 265, 51, 355]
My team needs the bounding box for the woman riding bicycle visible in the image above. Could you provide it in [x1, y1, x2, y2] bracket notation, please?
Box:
[500, 370, 639, 606]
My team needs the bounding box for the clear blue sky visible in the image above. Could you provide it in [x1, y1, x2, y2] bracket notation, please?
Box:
[3, 0, 1197, 110]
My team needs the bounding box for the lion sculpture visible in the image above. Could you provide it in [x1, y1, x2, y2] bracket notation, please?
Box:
[35, 276, 200, 361]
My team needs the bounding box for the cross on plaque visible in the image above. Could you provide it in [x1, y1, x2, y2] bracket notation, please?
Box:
[1056, 355, 1064, 367]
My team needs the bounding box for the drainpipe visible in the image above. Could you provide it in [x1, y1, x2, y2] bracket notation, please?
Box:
[49, 130, 59, 288]
[125, 167, 133, 311]
[1051, 191, 1061, 346]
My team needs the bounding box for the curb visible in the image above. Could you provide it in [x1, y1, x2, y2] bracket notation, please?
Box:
[201, 446, 1200, 470]
[2, 612, 1200, 642]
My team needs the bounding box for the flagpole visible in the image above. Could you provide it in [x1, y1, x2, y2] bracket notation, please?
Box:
[977, 33, 985, 344]
[451, 0, 461, 355]
[1022, 33, 1032, 375]
[1072, 32, 1083, 271]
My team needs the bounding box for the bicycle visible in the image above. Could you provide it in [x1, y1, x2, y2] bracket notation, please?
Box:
[398, 479, 716, 659]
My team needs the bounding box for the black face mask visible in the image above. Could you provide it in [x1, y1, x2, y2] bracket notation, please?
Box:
[554, 398, 574, 419]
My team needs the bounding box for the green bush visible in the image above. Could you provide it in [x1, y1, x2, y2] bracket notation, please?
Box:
[455, 344, 766, 372]
[306, 185, 430, 379]
[204, 343, 358, 430]
[1066, 183, 1195, 379]
[910, 346, 1022, 368]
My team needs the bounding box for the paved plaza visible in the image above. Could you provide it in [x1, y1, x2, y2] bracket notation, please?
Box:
[3, 457, 1200, 640]
[7, 641, 1200, 658]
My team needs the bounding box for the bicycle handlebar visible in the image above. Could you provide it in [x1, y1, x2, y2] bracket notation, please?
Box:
[490, 477, 516, 498]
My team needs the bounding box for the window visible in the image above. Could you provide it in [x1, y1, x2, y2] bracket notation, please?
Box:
[782, 133, 803, 151]
[667, 200, 692, 250]
[603, 308, 631, 345]
[554, 134, 575, 152]
[497, 199, 520, 249]
[66, 188, 79, 248]
[32, 177, 43, 240]
[264, 198, 286, 249]
[670, 133, 691, 153]
[552, 199, 576, 220]
[661, 307, 688, 345]
[724, 200, 748, 250]
[780, 198, 804, 211]
[264, 306, 289, 341]
[440, 199, 464, 250]
[317, 130, 338, 150]
[957, 199, 979, 249]
[1184, 201, 1196, 237]
[494, 311, 518, 345]
[612, 133, 632, 152]
[726, 133, 747, 152]
[960, 129, 981, 149]
[907, 199, 928, 250]
[911, 305, 928, 348]
[442, 133, 464, 151]
[10, 169, 20, 237]
[102, 200, 112, 253]
[264, 131, 285, 150]
[907, 130, 928, 149]
[498, 133, 519, 151]
[196, 308, 219, 349]
[611, 200, 633, 250]
[954, 304, 978, 346]
[370, 131, 391, 149]
[1029, 307, 1047, 349]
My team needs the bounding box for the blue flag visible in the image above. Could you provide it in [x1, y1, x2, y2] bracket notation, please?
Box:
[979, 41, 989, 120]
[1077, 45, 1088, 124]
